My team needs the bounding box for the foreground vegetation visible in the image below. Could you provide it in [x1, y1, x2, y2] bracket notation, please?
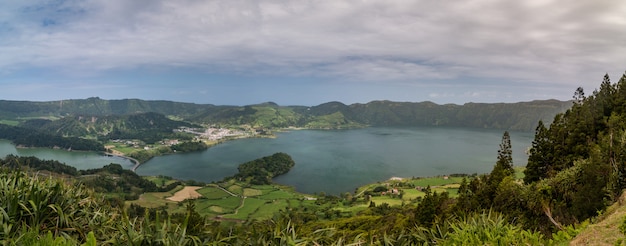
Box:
[0, 161, 584, 245]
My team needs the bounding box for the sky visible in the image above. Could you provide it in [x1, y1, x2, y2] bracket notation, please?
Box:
[1, 0, 625, 106]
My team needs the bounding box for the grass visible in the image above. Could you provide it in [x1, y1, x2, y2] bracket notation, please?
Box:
[371, 196, 404, 206]
[224, 198, 266, 220]
[121, 172, 493, 222]
[203, 196, 241, 210]
[227, 184, 243, 195]
[408, 176, 465, 187]
[570, 192, 626, 245]
[254, 200, 289, 220]
[197, 186, 231, 199]
[259, 189, 301, 200]
[130, 192, 178, 209]
[402, 189, 427, 200]
[243, 188, 263, 197]
[143, 176, 177, 187]
[0, 120, 19, 126]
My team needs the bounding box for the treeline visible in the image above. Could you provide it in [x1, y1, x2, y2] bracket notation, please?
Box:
[0, 154, 79, 176]
[234, 152, 295, 185]
[0, 124, 104, 151]
[171, 141, 208, 152]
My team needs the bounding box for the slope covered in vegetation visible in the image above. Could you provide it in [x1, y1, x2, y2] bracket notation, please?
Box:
[0, 97, 570, 131]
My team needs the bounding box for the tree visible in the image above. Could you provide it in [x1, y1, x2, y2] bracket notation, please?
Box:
[573, 87, 585, 105]
[480, 131, 514, 205]
[490, 131, 514, 184]
[524, 121, 552, 184]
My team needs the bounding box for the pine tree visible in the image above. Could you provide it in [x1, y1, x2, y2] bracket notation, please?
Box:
[524, 121, 552, 184]
[491, 131, 514, 181]
[483, 131, 514, 204]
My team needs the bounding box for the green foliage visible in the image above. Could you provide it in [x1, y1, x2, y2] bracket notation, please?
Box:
[438, 211, 545, 245]
[0, 124, 104, 151]
[524, 120, 552, 183]
[171, 141, 208, 153]
[0, 169, 108, 243]
[1, 155, 79, 176]
[414, 186, 451, 227]
[234, 153, 295, 185]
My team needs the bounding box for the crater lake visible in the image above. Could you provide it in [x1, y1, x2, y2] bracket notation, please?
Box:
[136, 127, 533, 195]
[0, 127, 533, 195]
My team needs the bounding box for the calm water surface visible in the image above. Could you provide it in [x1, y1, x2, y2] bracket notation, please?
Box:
[0, 139, 134, 170]
[0, 128, 533, 195]
[136, 127, 533, 194]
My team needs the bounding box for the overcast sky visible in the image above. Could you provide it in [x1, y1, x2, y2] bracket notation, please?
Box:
[1, 0, 625, 106]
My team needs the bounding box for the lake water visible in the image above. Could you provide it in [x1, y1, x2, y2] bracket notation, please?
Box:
[0, 127, 533, 195]
[136, 127, 533, 195]
[0, 139, 134, 170]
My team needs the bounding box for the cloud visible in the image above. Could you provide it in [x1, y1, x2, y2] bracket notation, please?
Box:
[1, 0, 625, 92]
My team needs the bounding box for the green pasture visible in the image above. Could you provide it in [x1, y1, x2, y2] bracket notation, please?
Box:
[224, 198, 266, 220]
[129, 191, 178, 209]
[226, 184, 243, 195]
[254, 200, 289, 220]
[243, 188, 262, 197]
[401, 189, 426, 200]
[408, 176, 464, 187]
[198, 186, 231, 199]
[0, 120, 19, 126]
[206, 196, 241, 210]
[371, 196, 404, 207]
[259, 189, 300, 200]
[144, 176, 177, 187]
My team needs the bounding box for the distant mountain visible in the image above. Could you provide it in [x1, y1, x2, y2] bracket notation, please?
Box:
[0, 97, 210, 118]
[189, 99, 571, 131]
[0, 98, 572, 131]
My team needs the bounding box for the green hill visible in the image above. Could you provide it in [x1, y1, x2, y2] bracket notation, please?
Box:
[1, 98, 571, 131]
[18, 112, 198, 144]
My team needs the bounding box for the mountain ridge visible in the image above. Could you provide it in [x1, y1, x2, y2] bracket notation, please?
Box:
[0, 97, 572, 131]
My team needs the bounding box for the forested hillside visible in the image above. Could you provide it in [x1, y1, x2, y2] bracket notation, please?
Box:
[0, 97, 210, 118]
[0, 98, 570, 131]
[18, 112, 198, 144]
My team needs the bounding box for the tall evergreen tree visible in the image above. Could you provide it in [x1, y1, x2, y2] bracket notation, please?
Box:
[492, 131, 514, 180]
[483, 131, 514, 203]
[524, 121, 552, 184]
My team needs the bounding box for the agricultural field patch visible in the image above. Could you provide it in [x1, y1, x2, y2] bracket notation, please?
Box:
[259, 189, 300, 200]
[224, 198, 266, 220]
[408, 177, 464, 187]
[253, 200, 289, 220]
[227, 184, 243, 195]
[144, 176, 178, 187]
[371, 196, 403, 207]
[243, 188, 262, 197]
[197, 196, 241, 212]
[197, 186, 231, 199]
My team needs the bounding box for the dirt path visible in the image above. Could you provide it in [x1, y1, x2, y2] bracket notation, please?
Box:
[209, 184, 238, 197]
[166, 186, 203, 202]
